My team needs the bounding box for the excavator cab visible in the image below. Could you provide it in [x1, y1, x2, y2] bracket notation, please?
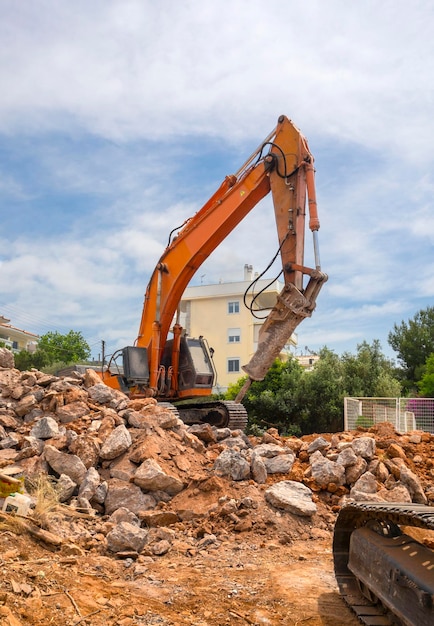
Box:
[162, 336, 215, 393]
[105, 338, 215, 399]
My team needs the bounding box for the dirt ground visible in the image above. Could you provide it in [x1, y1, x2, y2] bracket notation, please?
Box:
[1, 419, 433, 626]
[0, 524, 358, 626]
[1, 359, 433, 625]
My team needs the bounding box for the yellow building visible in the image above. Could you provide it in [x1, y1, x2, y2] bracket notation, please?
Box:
[180, 265, 297, 392]
[295, 353, 320, 371]
[0, 316, 39, 354]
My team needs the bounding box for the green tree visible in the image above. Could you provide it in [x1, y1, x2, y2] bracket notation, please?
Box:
[226, 342, 402, 435]
[37, 330, 91, 365]
[373, 370, 402, 397]
[418, 352, 434, 397]
[388, 306, 434, 390]
[14, 330, 90, 371]
[14, 349, 49, 371]
[226, 358, 304, 435]
[342, 340, 400, 397]
[295, 347, 346, 433]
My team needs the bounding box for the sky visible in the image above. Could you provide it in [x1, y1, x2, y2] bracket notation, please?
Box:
[1, 0, 433, 364]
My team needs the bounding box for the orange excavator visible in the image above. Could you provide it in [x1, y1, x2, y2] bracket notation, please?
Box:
[97, 117, 434, 623]
[100, 115, 327, 429]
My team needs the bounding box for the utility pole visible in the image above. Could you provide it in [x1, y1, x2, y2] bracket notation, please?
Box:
[101, 340, 106, 372]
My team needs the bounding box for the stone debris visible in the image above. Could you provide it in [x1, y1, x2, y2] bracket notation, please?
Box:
[0, 347, 433, 558]
[265, 481, 317, 516]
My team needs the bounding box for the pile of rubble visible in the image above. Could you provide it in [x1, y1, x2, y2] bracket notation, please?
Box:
[0, 347, 433, 557]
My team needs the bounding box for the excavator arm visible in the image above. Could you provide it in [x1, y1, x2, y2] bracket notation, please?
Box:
[135, 114, 327, 396]
[101, 114, 326, 410]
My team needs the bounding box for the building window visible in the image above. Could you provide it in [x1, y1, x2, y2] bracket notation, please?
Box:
[228, 300, 239, 314]
[228, 328, 241, 343]
[227, 358, 240, 373]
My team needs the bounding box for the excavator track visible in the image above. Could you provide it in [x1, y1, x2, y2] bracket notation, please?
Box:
[157, 402, 181, 420]
[173, 400, 248, 431]
[333, 502, 434, 626]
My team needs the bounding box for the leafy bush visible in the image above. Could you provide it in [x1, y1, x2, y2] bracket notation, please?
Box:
[355, 415, 374, 429]
[225, 341, 402, 435]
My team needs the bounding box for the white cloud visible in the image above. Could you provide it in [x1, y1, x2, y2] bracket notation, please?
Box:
[1, 0, 434, 360]
[0, 2, 433, 157]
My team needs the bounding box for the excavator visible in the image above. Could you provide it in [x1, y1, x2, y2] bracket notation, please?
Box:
[96, 115, 434, 624]
[99, 114, 327, 430]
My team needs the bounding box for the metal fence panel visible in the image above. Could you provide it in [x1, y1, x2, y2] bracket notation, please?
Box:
[399, 398, 434, 433]
[344, 397, 434, 433]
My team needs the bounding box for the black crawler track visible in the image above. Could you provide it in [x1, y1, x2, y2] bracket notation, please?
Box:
[333, 502, 434, 626]
[160, 400, 248, 431]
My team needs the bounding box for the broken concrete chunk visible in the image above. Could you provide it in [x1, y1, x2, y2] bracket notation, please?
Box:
[99, 424, 132, 461]
[44, 445, 87, 484]
[133, 458, 184, 495]
[106, 521, 148, 553]
[105, 479, 157, 516]
[214, 449, 250, 481]
[307, 437, 330, 455]
[265, 481, 317, 517]
[30, 416, 60, 439]
[352, 437, 376, 459]
[310, 455, 345, 487]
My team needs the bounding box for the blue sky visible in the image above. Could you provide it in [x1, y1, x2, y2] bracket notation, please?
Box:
[1, 1, 433, 363]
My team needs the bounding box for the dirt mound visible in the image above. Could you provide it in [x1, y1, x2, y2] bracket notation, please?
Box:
[0, 350, 433, 625]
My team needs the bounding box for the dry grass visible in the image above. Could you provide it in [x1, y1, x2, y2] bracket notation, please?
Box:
[25, 474, 60, 526]
[0, 513, 27, 534]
